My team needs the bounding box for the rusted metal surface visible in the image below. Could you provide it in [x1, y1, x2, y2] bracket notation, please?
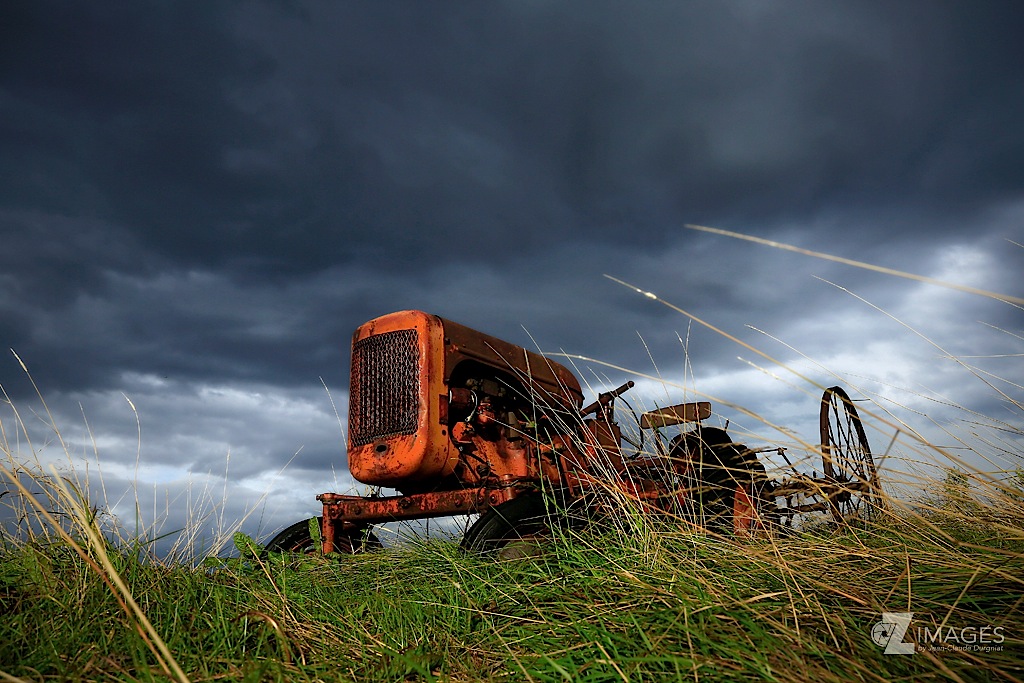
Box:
[640, 402, 712, 429]
[733, 485, 765, 534]
[771, 476, 874, 499]
[346, 310, 585, 491]
[297, 310, 885, 554]
[318, 486, 519, 526]
[345, 312, 450, 487]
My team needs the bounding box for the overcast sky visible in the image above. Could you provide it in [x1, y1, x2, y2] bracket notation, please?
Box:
[2, 1, 1022, 555]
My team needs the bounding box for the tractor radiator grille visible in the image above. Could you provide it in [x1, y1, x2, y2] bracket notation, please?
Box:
[349, 329, 421, 447]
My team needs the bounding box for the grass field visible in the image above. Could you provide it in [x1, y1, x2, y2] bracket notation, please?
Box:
[2, 427, 1022, 682]
[2, 254, 1022, 681]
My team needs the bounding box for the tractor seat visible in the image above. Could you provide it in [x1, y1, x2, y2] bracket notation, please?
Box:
[640, 402, 712, 429]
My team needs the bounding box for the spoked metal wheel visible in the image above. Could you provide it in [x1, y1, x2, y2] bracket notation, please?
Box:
[819, 386, 882, 524]
[265, 517, 382, 554]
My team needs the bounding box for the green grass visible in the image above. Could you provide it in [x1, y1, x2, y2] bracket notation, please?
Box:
[3, 388, 1023, 682]
[2, 484, 1022, 681]
[2, 248, 1021, 681]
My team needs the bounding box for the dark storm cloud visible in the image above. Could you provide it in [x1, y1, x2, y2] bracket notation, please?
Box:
[4, 0, 1021, 398]
[1, 1, 1021, 547]
[6, 1, 1024, 289]
[220, 0, 1024, 261]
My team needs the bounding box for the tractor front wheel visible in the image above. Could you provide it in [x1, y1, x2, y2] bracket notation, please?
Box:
[265, 517, 382, 554]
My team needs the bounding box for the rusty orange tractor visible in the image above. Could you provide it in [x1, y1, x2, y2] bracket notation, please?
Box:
[266, 310, 883, 554]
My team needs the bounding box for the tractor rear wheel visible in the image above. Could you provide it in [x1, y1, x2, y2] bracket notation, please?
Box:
[461, 494, 554, 559]
[462, 491, 599, 559]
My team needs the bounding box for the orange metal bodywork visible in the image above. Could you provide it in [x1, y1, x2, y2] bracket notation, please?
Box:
[318, 309, 765, 549]
[346, 310, 583, 490]
[346, 311, 450, 486]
